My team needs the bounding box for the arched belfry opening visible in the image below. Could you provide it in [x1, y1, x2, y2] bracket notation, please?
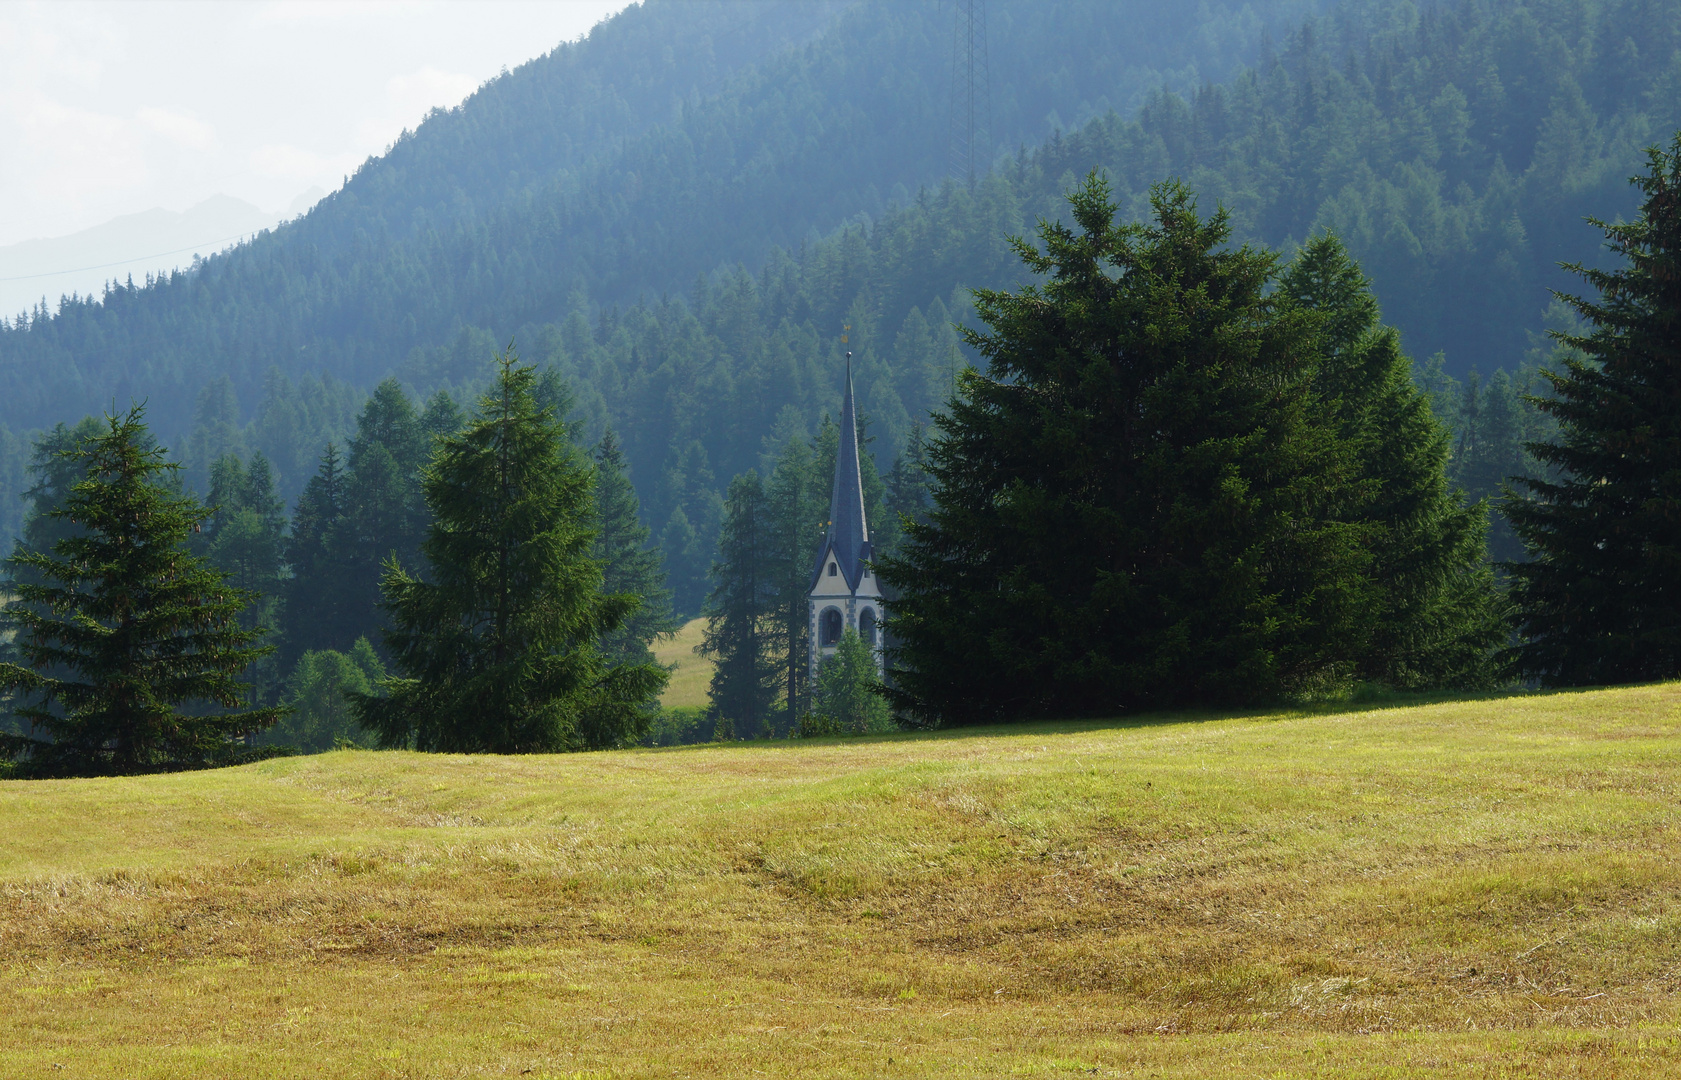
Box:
[808, 350, 885, 683]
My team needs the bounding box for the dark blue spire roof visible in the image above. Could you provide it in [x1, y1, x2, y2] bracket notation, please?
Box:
[814, 354, 870, 590]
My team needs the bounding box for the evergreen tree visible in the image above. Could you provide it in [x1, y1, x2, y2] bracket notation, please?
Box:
[700, 470, 780, 737]
[280, 443, 350, 661]
[1, 418, 106, 743]
[658, 507, 708, 618]
[269, 637, 384, 752]
[1281, 233, 1506, 689]
[13, 418, 106, 573]
[879, 176, 1375, 724]
[764, 434, 825, 730]
[1507, 134, 1681, 685]
[186, 377, 245, 494]
[660, 441, 724, 616]
[420, 389, 466, 443]
[201, 452, 285, 608]
[880, 421, 933, 558]
[327, 380, 431, 650]
[1452, 368, 1547, 564]
[806, 629, 892, 735]
[353, 352, 665, 752]
[0, 407, 279, 776]
[593, 429, 677, 667]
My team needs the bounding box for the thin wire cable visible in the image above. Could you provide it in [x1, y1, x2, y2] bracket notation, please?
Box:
[0, 228, 273, 284]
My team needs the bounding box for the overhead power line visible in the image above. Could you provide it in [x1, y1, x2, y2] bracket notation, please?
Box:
[0, 228, 271, 285]
[948, 0, 992, 187]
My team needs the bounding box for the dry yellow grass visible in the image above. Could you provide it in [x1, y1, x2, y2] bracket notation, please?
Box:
[3, 685, 1681, 1077]
[653, 616, 712, 710]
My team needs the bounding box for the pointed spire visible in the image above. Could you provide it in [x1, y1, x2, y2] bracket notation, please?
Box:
[816, 351, 870, 589]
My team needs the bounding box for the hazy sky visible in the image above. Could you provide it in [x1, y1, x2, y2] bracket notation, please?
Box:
[0, 0, 632, 248]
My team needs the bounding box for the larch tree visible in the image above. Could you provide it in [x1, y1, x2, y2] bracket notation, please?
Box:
[353, 351, 665, 752]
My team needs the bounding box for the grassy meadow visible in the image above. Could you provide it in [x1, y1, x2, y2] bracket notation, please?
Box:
[652, 617, 711, 710]
[3, 685, 1681, 1077]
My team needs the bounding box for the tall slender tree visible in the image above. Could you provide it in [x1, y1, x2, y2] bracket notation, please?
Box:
[12, 418, 106, 577]
[353, 351, 665, 752]
[280, 442, 349, 661]
[593, 429, 677, 668]
[765, 435, 825, 731]
[0, 408, 279, 776]
[319, 380, 432, 652]
[1507, 134, 1681, 685]
[700, 470, 780, 737]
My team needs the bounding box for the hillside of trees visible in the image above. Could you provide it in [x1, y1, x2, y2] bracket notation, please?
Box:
[0, 4, 1667, 575]
[0, 0, 1317, 445]
[0, 0, 1674, 614]
[3, 0, 1681, 765]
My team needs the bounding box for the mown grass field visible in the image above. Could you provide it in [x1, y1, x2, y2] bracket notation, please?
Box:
[3, 685, 1680, 1078]
[652, 617, 711, 710]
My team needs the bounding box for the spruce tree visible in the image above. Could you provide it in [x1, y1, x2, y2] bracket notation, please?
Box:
[1507, 134, 1681, 685]
[700, 470, 780, 737]
[658, 508, 707, 618]
[421, 389, 466, 442]
[593, 429, 677, 667]
[660, 441, 723, 616]
[878, 176, 1375, 723]
[881, 422, 933, 556]
[0, 408, 279, 776]
[353, 352, 665, 752]
[1281, 233, 1505, 689]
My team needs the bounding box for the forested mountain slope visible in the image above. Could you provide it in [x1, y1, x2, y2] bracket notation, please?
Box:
[440, 0, 1678, 605]
[0, 0, 1319, 445]
[2, 0, 1677, 603]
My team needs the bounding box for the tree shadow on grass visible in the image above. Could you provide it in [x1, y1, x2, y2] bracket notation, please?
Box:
[659, 680, 1670, 753]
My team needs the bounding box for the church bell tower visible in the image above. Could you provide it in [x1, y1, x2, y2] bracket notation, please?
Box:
[809, 352, 884, 682]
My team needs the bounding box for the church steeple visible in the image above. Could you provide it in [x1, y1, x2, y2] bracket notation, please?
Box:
[809, 349, 884, 681]
[815, 351, 871, 589]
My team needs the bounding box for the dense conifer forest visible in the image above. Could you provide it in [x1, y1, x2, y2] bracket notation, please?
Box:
[3, 0, 1681, 759]
[1, 1, 1674, 574]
